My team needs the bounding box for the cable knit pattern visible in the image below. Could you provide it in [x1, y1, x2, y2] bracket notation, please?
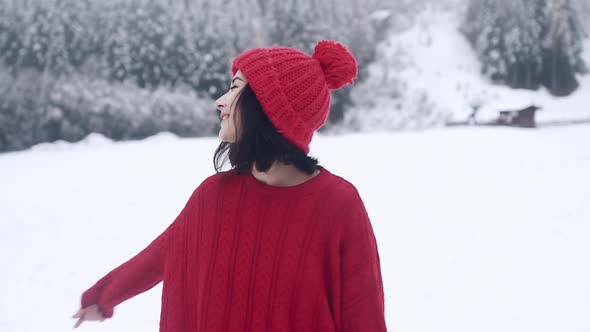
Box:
[80, 167, 386, 331]
[231, 40, 358, 154]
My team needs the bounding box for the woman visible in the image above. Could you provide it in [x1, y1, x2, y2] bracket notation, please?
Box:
[73, 40, 387, 331]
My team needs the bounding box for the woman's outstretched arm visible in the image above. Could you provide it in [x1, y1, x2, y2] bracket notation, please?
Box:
[77, 188, 199, 320]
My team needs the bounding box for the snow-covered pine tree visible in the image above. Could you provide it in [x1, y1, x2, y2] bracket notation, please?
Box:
[539, 0, 586, 95]
[462, 0, 586, 96]
[0, 1, 22, 70]
[578, 0, 590, 33]
[461, 0, 544, 90]
[111, 0, 169, 88]
[104, 1, 134, 83]
[182, 0, 238, 97]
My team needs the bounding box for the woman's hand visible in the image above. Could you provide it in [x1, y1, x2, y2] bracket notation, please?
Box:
[72, 304, 105, 328]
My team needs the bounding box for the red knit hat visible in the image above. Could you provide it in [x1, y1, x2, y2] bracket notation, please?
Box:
[231, 40, 358, 154]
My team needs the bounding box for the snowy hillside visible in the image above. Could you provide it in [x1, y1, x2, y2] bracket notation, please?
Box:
[1, 126, 589, 332]
[344, 8, 590, 131]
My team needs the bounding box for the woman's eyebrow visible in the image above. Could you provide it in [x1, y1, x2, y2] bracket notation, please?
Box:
[232, 77, 245, 84]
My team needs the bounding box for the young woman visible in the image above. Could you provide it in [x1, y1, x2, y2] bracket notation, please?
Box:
[73, 40, 387, 332]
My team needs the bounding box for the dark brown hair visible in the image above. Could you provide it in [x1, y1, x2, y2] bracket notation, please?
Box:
[213, 84, 320, 175]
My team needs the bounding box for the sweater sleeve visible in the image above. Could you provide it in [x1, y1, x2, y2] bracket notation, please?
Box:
[338, 191, 387, 332]
[80, 188, 198, 318]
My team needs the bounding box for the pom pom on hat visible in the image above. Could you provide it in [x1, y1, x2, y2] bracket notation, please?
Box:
[312, 40, 358, 90]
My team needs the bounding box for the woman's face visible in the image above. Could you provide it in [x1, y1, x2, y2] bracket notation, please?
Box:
[215, 70, 248, 143]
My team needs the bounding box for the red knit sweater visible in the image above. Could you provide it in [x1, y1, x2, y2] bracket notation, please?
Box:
[81, 167, 387, 331]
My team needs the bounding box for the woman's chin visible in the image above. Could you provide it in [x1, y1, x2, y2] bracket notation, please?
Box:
[218, 133, 235, 143]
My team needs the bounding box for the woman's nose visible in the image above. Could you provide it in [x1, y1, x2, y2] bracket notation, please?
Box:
[215, 98, 225, 110]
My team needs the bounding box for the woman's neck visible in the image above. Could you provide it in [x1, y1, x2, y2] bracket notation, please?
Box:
[251, 162, 320, 187]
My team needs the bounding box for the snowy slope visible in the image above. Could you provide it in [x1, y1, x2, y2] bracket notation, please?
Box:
[1, 126, 590, 332]
[345, 8, 590, 131]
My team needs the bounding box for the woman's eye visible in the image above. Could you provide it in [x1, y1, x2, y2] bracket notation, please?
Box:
[229, 85, 238, 90]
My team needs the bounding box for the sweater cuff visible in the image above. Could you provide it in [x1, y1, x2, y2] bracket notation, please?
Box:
[97, 304, 114, 318]
[81, 287, 99, 308]
[81, 286, 115, 318]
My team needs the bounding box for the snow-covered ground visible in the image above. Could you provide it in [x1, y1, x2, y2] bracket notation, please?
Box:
[1, 126, 589, 332]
